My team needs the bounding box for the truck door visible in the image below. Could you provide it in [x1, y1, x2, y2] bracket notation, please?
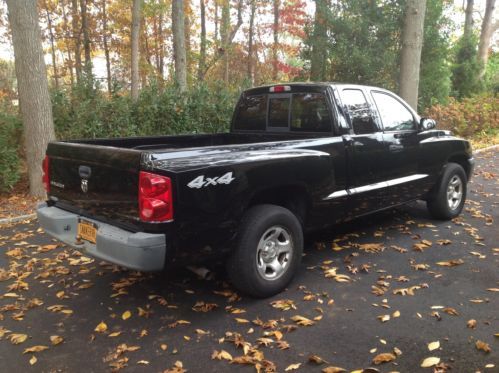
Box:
[337, 87, 391, 217]
[369, 89, 426, 206]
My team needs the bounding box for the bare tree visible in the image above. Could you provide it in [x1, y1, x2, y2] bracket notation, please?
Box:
[101, 0, 112, 93]
[198, 0, 207, 81]
[478, 0, 496, 80]
[80, 0, 92, 76]
[131, 0, 142, 101]
[247, 0, 256, 85]
[399, 0, 427, 110]
[172, 0, 187, 91]
[272, 0, 280, 81]
[6, 0, 56, 197]
[71, 0, 82, 81]
[44, 0, 59, 89]
[463, 0, 475, 38]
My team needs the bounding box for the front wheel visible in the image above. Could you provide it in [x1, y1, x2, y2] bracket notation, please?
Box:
[427, 163, 467, 220]
[227, 204, 303, 298]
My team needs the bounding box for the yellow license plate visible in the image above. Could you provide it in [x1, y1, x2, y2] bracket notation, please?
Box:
[77, 219, 97, 244]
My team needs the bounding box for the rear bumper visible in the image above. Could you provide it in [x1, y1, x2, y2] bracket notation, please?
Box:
[36, 203, 166, 271]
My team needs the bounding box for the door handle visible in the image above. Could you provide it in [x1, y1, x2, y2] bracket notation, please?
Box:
[342, 135, 353, 146]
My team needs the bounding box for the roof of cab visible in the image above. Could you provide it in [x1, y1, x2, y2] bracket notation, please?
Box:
[243, 82, 384, 96]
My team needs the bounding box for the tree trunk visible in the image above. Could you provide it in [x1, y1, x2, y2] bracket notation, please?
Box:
[80, 0, 92, 77]
[172, 0, 187, 91]
[272, 0, 280, 81]
[221, 0, 230, 83]
[399, 0, 427, 110]
[45, 1, 59, 89]
[477, 0, 496, 80]
[101, 0, 112, 93]
[131, 0, 142, 101]
[72, 0, 82, 81]
[198, 0, 207, 82]
[214, 0, 219, 44]
[6, 0, 56, 197]
[310, 0, 329, 81]
[158, 10, 164, 78]
[184, 1, 191, 79]
[247, 0, 256, 85]
[463, 0, 474, 38]
[61, 1, 75, 85]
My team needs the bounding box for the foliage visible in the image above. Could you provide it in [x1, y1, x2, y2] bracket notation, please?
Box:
[0, 106, 22, 191]
[451, 33, 483, 98]
[418, 0, 452, 111]
[52, 81, 239, 140]
[483, 52, 499, 94]
[424, 93, 499, 140]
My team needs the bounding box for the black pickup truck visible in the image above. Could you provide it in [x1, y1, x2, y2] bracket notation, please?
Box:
[37, 83, 474, 297]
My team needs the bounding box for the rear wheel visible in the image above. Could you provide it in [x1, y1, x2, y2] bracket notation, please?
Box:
[227, 204, 303, 298]
[427, 163, 467, 220]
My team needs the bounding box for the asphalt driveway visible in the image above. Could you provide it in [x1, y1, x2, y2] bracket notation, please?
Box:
[0, 149, 497, 373]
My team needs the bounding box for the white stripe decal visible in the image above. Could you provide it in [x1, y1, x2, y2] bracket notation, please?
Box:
[324, 174, 429, 200]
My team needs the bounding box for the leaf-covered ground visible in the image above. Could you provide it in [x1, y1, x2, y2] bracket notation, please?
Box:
[0, 149, 497, 373]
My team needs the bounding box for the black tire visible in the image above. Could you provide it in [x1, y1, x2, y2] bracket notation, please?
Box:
[427, 163, 467, 220]
[227, 204, 303, 298]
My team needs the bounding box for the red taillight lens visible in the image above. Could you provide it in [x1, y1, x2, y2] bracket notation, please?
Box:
[42, 155, 50, 193]
[138, 171, 173, 222]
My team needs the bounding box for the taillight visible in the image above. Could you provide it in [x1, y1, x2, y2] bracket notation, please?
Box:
[42, 155, 50, 193]
[138, 171, 173, 222]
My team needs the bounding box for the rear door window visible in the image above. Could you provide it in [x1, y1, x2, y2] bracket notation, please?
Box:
[290, 93, 331, 132]
[340, 89, 379, 135]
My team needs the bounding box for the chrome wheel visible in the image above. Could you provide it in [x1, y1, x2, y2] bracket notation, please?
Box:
[256, 226, 293, 281]
[447, 175, 463, 210]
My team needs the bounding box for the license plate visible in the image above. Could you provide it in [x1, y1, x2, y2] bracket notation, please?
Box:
[77, 219, 97, 244]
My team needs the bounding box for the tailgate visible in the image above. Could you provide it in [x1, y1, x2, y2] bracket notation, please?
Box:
[46, 142, 142, 229]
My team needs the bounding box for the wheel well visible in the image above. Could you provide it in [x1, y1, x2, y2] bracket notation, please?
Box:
[248, 186, 310, 226]
[447, 154, 471, 179]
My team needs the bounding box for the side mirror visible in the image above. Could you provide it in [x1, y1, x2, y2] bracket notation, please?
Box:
[420, 118, 436, 131]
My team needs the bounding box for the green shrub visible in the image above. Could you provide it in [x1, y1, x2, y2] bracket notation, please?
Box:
[0, 110, 22, 191]
[52, 81, 239, 140]
[424, 93, 499, 139]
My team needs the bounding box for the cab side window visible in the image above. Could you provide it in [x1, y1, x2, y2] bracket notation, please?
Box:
[371, 91, 415, 131]
[340, 89, 378, 135]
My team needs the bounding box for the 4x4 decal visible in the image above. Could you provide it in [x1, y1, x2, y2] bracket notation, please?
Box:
[187, 172, 235, 189]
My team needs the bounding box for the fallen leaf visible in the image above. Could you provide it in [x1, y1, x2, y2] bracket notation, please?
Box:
[443, 307, 459, 316]
[476, 340, 491, 353]
[108, 332, 122, 338]
[122, 310, 131, 320]
[94, 321, 107, 333]
[322, 367, 346, 373]
[291, 315, 315, 326]
[29, 355, 37, 365]
[372, 352, 396, 365]
[308, 354, 327, 364]
[212, 349, 233, 361]
[9, 333, 28, 344]
[436, 259, 464, 267]
[467, 319, 477, 329]
[50, 335, 63, 345]
[235, 318, 249, 324]
[285, 363, 301, 371]
[428, 341, 440, 351]
[420, 357, 440, 367]
[23, 345, 49, 354]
